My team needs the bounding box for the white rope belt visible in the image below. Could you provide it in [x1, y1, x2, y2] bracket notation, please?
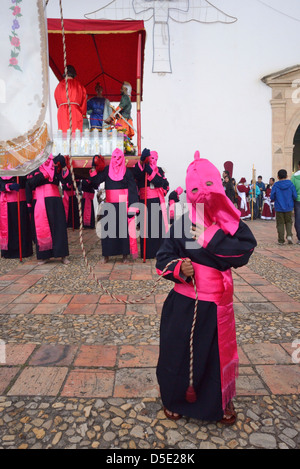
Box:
[59, 102, 80, 107]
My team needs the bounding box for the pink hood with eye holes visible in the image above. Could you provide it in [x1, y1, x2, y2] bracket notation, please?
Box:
[185, 151, 241, 236]
[108, 148, 126, 181]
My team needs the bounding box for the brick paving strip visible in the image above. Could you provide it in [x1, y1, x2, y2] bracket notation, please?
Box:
[0, 342, 299, 399]
[0, 220, 299, 449]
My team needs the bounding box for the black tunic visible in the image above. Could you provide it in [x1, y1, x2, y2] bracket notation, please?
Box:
[0, 176, 33, 259]
[81, 179, 95, 229]
[61, 174, 80, 229]
[155, 214, 257, 421]
[26, 170, 69, 260]
[133, 163, 169, 259]
[89, 166, 139, 257]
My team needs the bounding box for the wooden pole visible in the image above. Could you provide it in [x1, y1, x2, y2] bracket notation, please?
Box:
[16, 176, 22, 262]
[71, 186, 74, 230]
[137, 32, 147, 261]
[143, 169, 147, 263]
[251, 165, 256, 221]
[136, 32, 142, 158]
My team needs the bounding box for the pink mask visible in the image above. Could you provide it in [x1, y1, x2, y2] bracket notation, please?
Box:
[149, 151, 158, 171]
[109, 148, 126, 181]
[186, 151, 240, 235]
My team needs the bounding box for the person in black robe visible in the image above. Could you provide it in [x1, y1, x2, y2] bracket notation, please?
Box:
[133, 148, 169, 259]
[89, 150, 139, 263]
[0, 176, 33, 259]
[26, 154, 70, 265]
[156, 152, 257, 424]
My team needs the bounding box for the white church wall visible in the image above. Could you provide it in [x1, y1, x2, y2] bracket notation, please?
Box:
[45, 0, 300, 190]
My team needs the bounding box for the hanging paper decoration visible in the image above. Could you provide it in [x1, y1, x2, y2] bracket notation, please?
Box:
[0, 0, 52, 176]
[85, 0, 237, 73]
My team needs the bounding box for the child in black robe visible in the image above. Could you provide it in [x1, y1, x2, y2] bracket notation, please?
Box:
[156, 152, 257, 424]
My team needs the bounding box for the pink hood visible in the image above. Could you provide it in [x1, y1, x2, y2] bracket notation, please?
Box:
[186, 151, 240, 236]
[108, 148, 126, 181]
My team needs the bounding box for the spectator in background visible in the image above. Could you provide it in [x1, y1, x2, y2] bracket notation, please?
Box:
[223, 175, 235, 204]
[256, 175, 266, 218]
[271, 169, 297, 245]
[231, 178, 239, 208]
[249, 180, 261, 220]
[236, 178, 251, 220]
[261, 178, 276, 220]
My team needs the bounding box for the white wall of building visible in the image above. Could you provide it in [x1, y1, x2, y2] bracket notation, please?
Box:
[46, 0, 300, 190]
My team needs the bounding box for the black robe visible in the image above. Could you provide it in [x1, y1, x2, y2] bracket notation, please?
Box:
[89, 166, 139, 257]
[155, 214, 257, 421]
[81, 179, 95, 229]
[26, 170, 69, 260]
[0, 176, 33, 259]
[61, 174, 80, 230]
[133, 163, 169, 259]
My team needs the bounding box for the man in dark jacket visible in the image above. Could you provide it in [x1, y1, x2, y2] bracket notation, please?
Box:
[271, 169, 297, 245]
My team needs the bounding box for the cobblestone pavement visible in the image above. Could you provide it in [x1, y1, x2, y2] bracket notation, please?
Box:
[0, 220, 299, 450]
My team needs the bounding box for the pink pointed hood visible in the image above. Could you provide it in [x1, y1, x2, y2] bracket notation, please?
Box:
[186, 151, 240, 236]
[108, 148, 126, 181]
[39, 154, 55, 182]
[149, 150, 159, 174]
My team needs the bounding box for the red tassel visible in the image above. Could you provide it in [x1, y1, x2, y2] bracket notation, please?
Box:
[186, 386, 197, 403]
[94, 155, 105, 173]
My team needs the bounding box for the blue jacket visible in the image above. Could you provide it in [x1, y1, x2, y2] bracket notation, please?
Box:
[270, 179, 297, 212]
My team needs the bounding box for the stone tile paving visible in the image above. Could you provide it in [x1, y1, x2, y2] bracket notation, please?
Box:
[0, 219, 299, 449]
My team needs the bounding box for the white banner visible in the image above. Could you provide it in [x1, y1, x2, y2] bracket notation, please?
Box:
[0, 0, 52, 175]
